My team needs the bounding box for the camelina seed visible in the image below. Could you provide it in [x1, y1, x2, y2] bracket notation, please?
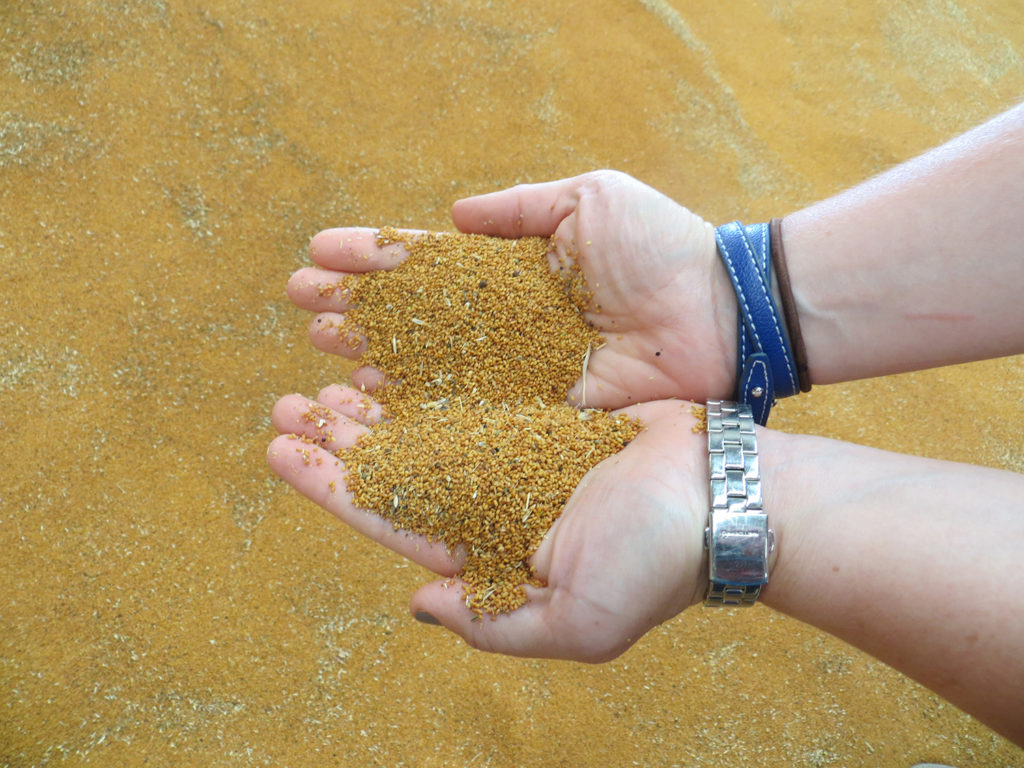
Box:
[331, 228, 643, 616]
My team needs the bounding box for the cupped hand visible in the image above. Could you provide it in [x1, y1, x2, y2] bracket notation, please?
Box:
[267, 390, 709, 662]
[266, 384, 460, 574]
[452, 171, 737, 407]
[288, 170, 737, 405]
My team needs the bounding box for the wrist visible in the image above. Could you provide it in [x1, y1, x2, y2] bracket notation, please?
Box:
[748, 426, 807, 608]
[703, 221, 740, 398]
[702, 401, 774, 606]
[680, 414, 806, 612]
[777, 207, 849, 386]
[712, 222, 806, 424]
[752, 427, 868, 613]
[677, 411, 801, 613]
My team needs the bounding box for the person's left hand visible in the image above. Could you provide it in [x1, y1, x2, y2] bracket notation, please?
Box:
[287, 171, 739, 407]
[268, 389, 708, 661]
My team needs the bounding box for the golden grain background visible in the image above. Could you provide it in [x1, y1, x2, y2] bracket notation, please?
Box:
[2, 1, 1023, 766]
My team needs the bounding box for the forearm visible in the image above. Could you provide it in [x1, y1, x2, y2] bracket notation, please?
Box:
[783, 102, 1024, 384]
[758, 429, 1024, 745]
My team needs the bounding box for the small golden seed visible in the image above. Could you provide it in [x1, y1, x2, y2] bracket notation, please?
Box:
[342, 229, 643, 616]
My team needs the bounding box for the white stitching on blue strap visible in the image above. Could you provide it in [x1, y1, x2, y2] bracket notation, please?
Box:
[734, 229, 798, 395]
[715, 230, 764, 353]
[742, 357, 769, 393]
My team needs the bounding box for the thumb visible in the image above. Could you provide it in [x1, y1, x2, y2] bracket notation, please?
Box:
[450, 176, 586, 238]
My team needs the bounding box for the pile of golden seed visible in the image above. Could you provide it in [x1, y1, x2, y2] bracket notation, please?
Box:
[336, 228, 644, 616]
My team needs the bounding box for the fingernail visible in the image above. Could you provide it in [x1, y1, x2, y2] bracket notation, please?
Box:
[414, 610, 441, 626]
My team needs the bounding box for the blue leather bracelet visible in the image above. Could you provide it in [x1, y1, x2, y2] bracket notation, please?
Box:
[714, 221, 799, 425]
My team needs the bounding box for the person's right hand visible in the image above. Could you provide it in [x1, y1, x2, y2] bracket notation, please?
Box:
[289, 171, 739, 408]
[268, 387, 710, 662]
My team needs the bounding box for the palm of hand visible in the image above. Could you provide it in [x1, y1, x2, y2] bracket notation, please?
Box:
[269, 392, 707, 661]
[450, 170, 737, 409]
[544, 174, 735, 408]
[410, 400, 708, 661]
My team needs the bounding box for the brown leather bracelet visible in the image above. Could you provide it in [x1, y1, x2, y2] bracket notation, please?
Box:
[769, 217, 812, 392]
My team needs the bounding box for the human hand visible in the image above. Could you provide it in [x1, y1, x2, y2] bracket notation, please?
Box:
[451, 171, 737, 407]
[288, 170, 737, 406]
[267, 391, 708, 662]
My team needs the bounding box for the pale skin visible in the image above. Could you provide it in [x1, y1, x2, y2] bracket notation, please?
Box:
[268, 102, 1024, 745]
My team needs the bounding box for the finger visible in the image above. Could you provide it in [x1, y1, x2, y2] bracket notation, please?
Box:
[271, 394, 370, 451]
[351, 366, 388, 393]
[287, 267, 357, 313]
[316, 384, 384, 426]
[309, 312, 367, 358]
[267, 434, 460, 576]
[308, 227, 419, 272]
[450, 176, 586, 238]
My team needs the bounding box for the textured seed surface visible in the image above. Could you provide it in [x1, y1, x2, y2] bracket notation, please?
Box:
[340, 229, 643, 615]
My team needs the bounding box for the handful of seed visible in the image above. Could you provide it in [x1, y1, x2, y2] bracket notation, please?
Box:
[336, 228, 643, 616]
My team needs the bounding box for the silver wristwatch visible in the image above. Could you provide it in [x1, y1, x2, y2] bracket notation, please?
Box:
[703, 400, 774, 607]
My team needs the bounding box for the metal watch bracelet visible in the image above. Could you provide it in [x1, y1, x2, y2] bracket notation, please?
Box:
[703, 400, 774, 607]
